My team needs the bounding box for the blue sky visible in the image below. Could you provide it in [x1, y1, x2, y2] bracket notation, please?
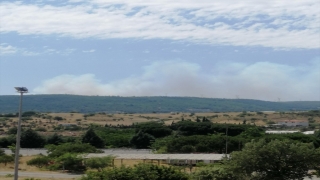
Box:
[0, 0, 319, 101]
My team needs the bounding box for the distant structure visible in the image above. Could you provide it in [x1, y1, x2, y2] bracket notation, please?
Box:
[266, 130, 299, 134]
[265, 130, 314, 135]
[277, 120, 309, 127]
[85, 153, 227, 166]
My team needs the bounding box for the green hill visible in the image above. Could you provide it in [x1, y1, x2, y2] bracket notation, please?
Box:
[0, 95, 319, 113]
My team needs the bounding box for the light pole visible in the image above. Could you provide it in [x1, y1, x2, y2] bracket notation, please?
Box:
[14, 87, 28, 180]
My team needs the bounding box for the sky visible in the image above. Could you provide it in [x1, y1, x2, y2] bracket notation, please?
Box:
[0, 0, 319, 101]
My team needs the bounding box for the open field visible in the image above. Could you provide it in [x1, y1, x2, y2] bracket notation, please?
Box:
[1, 111, 319, 136]
[0, 156, 81, 179]
[0, 155, 171, 180]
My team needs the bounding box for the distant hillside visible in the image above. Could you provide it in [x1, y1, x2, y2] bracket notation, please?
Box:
[0, 95, 319, 113]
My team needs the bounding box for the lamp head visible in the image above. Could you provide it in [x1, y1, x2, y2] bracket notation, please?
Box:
[14, 87, 28, 93]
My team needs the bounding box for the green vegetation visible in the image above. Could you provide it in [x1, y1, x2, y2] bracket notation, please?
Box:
[130, 131, 155, 149]
[20, 129, 46, 148]
[0, 107, 319, 179]
[46, 142, 100, 158]
[0, 148, 14, 166]
[82, 128, 105, 148]
[80, 139, 320, 180]
[26, 142, 105, 172]
[26, 155, 50, 168]
[0, 118, 317, 179]
[81, 164, 189, 180]
[1, 121, 319, 155]
[224, 139, 320, 180]
[1, 95, 319, 113]
[84, 156, 114, 171]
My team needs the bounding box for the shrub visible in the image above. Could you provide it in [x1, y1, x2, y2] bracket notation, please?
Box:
[27, 156, 50, 168]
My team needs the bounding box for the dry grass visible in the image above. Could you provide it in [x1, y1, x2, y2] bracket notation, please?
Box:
[0, 156, 170, 180]
[0, 156, 79, 180]
[1, 111, 319, 136]
[0, 156, 49, 172]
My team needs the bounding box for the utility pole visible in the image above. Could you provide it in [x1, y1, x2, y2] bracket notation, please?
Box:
[14, 87, 28, 180]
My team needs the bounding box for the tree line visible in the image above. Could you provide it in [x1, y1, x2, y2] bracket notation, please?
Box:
[1, 119, 320, 179]
[1, 120, 319, 156]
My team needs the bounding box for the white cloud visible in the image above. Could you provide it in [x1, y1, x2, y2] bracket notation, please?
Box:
[0, 44, 18, 55]
[0, 43, 40, 56]
[1, 0, 319, 49]
[33, 60, 320, 101]
[82, 49, 96, 53]
[0, 43, 75, 56]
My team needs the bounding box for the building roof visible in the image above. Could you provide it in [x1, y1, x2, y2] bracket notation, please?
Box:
[302, 131, 315, 135]
[85, 153, 227, 161]
[266, 131, 299, 134]
[265, 130, 315, 134]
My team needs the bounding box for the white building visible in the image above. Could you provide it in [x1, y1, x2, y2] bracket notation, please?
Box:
[266, 131, 299, 134]
[265, 130, 315, 135]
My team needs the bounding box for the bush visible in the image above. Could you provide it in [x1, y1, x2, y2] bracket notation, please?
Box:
[20, 129, 46, 148]
[46, 143, 99, 158]
[7, 127, 17, 135]
[22, 111, 37, 117]
[53, 116, 63, 121]
[0, 155, 14, 166]
[35, 127, 47, 132]
[85, 156, 114, 170]
[81, 164, 189, 180]
[27, 156, 50, 168]
[54, 153, 85, 172]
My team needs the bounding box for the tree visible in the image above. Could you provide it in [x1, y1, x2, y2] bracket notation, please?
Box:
[134, 122, 172, 138]
[22, 111, 37, 117]
[240, 127, 264, 139]
[53, 116, 63, 121]
[7, 127, 17, 135]
[27, 155, 50, 168]
[20, 129, 46, 148]
[55, 153, 85, 172]
[225, 139, 320, 180]
[0, 148, 14, 166]
[130, 131, 155, 149]
[82, 128, 105, 148]
[85, 156, 114, 171]
[47, 133, 64, 145]
[0, 155, 14, 166]
[46, 143, 99, 158]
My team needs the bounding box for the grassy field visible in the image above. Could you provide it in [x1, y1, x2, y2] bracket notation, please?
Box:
[0, 156, 77, 180]
[1, 111, 319, 137]
[0, 155, 173, 180]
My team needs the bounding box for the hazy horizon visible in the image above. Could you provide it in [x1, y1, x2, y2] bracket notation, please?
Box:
[1, 0, 319, 101]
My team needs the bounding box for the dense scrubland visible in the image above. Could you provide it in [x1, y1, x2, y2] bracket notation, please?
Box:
[1, 95, 319, 113]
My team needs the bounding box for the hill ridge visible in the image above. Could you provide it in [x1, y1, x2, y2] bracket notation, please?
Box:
[0, 95, 319, 113]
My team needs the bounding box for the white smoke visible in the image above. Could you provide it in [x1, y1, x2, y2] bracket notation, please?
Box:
[33, 60, 320, 101]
